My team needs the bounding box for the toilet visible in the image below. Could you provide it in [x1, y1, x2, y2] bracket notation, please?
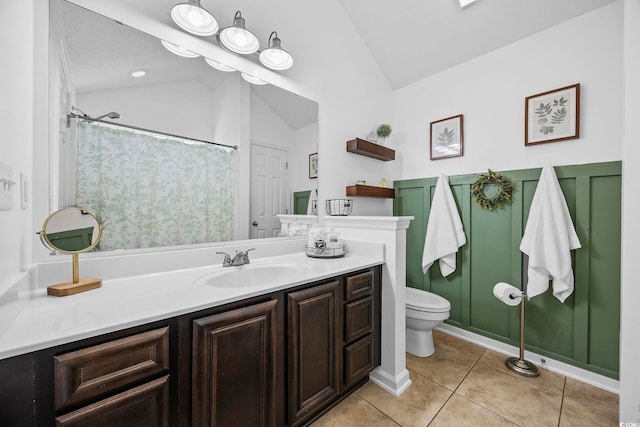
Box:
[405, 287, 451, 357]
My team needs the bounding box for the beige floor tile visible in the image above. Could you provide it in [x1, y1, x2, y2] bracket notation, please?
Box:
[310, 393, 399, 427]
[406, 331, 485, 390]
[564, 377, 619, 417]
[430, 394, 519, 427]
[357, 374, 452, 427]
[559, 396, 619, 427]
[456, 363, 562, 427]
[477, 349, 566, 394]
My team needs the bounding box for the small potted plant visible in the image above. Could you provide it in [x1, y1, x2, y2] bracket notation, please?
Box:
[376, 123, 392, 143]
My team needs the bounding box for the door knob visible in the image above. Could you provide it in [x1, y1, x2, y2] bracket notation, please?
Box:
[252, 221, 258, 227]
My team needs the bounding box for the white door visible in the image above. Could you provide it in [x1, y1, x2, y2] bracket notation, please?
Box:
[250, 144, 288, 238]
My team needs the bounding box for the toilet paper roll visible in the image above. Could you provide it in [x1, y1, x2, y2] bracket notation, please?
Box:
[493, 282, 523, 306]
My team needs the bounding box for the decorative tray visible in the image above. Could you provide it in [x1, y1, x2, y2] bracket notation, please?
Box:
[305, 245, 345, 259]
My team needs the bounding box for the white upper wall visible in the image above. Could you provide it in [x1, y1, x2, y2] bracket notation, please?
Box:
[391, 2, 623, 180]
[0, 0, 35, 294]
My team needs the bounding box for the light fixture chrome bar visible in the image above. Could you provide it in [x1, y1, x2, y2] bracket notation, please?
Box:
[67, 113, 238, 150]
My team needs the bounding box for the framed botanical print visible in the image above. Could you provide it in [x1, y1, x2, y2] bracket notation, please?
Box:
[525, 83, 580, 146]
[430, 114, 464, 160]
[309, 153, 318, 179]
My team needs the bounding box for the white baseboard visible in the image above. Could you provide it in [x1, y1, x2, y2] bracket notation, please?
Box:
[369, 367, 412, 397]
[437, 323, 620, 394]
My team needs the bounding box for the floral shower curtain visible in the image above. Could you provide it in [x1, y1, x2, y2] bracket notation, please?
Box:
[76, 122, 235, 251]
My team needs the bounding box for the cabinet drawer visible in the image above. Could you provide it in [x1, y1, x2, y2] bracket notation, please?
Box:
[345, 297, 373, 343]
[54, 327, 170, 410]
[343, 335, 373, 388]
[55, 375, 169, 427]
[345, 271, 373, 303]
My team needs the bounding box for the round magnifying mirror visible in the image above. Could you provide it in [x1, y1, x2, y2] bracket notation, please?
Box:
[39, 207, 103, 296]
[41, 207, 102, 253]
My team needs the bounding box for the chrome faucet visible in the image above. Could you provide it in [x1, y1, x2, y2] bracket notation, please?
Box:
[217, 248, 255, 267]
[216, 251, 232, 267]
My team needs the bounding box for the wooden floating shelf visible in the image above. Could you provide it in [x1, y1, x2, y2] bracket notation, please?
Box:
[346, 138, 395, 161]
[346, 184, 395, 198]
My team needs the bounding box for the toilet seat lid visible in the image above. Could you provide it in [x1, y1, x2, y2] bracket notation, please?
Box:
[406, 287, 451, 313]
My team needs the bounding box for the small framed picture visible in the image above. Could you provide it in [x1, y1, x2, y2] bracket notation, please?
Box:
[430, 114, 464, 160]
[525, 83, 580, 146]
[309, 153, 318, 179]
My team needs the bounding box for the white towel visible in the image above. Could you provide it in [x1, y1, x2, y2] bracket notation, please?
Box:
[422, 174, 466, 276]
[520, 165, 581, 302]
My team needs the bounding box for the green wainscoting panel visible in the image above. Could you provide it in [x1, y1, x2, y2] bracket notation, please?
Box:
[394, 161, 621, 378]
[293, 191, 311, 215]
[587, 175, 621, 375]
[396, 180, 433, 291]
[468, 201, 514, 340]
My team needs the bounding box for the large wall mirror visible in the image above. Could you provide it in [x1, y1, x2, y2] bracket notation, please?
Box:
[49, 0, 318, 252]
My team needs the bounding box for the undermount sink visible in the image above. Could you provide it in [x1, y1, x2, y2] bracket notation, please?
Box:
[195, 263, 309, 288]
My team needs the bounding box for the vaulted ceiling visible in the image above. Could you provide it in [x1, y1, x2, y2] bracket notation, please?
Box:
[338, 0, 618, 89]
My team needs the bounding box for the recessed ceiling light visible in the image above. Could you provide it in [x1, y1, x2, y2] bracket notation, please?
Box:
[130, 69, 147, 78]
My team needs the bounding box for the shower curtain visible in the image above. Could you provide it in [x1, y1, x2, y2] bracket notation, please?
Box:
[76, 122, 235, 251]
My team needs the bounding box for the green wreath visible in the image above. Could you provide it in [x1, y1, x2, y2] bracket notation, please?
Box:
[471, 170, 516, 211]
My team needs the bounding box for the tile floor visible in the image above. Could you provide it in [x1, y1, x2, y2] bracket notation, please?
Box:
[312, 330, 619, 427]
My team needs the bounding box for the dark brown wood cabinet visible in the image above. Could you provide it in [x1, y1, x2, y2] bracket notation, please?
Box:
[191, 300, 278, 427]
[50, 327, 172, 427]
[54, 327, 170, 411]
[0, 266, 381, 427]
[54, 376, 169, 427]
[287, 280, 342, 426]
[342, 271, 379, 390]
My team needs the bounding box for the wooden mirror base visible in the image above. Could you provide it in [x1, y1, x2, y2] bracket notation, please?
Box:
[47, 278, 102, 297]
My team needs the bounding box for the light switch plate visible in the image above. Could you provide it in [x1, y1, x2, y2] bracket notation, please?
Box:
[20, 172, 28, 209]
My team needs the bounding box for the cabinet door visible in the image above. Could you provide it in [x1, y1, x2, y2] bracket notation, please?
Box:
[192, 299, 278, 427]
[287, 280, 341, 426]
[55, 375, 169, 427]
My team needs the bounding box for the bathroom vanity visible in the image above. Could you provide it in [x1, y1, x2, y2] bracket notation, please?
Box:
[0, 255, 382, 427]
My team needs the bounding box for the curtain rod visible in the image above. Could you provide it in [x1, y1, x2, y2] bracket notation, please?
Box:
[68, 113, 238, 150]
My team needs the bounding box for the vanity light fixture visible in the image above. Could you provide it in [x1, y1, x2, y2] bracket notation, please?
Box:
[204, 57, 235, 72]
[218, 11, 259, 55]
[161, 39, 200, 58]
[241, 72, 267, 85]
[259, 31, 293, 70]
[170, 0, 218, 36]
[129, 69, 147, 78]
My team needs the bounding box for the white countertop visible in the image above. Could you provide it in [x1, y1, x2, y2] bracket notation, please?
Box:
[0, 252, 382, 360]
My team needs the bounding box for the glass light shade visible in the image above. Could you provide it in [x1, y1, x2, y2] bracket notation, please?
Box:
[241, 72, 267, 85]
[219, 11, 259, 54]
[171, 1, 218, 36]
[259, 48, 293, 70]
[259, 32, 293, 70]
[161, 40, 200, 58]
[204, 57, 235, 72]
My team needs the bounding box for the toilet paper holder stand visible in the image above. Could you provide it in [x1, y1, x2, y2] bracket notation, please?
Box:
[505, 290, 540, 378]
